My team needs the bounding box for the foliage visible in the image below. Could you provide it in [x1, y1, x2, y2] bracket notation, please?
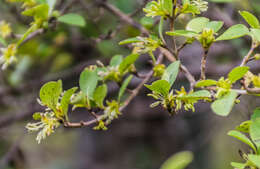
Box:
[1, 0, 260, 169]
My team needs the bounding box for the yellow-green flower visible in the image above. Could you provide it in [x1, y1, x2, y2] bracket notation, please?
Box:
[26, 112, 60, 144]
[0, 44, 17, 69]
[0, 21, 12, 38]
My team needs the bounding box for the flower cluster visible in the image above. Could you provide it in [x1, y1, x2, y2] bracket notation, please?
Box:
[0, 44, 17, 69]
[26, 112, 60, 144]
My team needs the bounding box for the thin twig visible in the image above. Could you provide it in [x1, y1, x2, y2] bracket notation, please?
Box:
[200, 48, 209, 80]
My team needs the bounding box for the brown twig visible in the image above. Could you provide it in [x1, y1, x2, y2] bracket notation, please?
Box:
[200, 48, 209, 80]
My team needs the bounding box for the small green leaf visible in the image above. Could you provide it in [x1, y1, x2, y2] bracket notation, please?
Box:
[61, 87, 78, 116]
[230, 162, 247, 169]
[39, 80, 62, 110]
[119, 37, 142, 45]
[239, 11, 260, 29]
[216, 24, 249, 41]
[250, 28, 260, 43]
[250, 119, 260, 149]
[118, 75, 133, 102]
[79, 69, 99, 99]
[110, 55, 123, 67]
[211, 91, 238, 116]
[145, 80, 170, 97]
[182, 90, 211, 98]
[205, 21, 224, 33]
[160, 151, 193, 169]
[228, 66, 249, 83]
[162, 0, 173, 16]
[228, 130, 257, 153]
[22, 4, 49, 20]
[236, 120, 252, 133]
[186, 17, 210, 33]
[58, 13, 86, 27]
[162, 61, 180, 87]
[181, 3, 200, 15]
[196, 79, 217, 87]
[159, 17, 166, 43]
[166, 30, 198, 38]
[93, 84, 107, 108]
[248, 155, 260, 167]
[119, 54, 139, 74]
[251, 107, 260, 120]
[33, 112, 42, 120]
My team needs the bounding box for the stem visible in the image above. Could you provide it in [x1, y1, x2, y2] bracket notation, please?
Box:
[240, 43, 257, 66]
[200, 48, 209, 80]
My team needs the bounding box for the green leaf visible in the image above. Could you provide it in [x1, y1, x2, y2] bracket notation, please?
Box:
[186, 17, 210, 33]
[39, 80, 62, 110]
[239, 11, 260, 29]
[160, 151, 193, 169]
[58, 13, 86, 27]
[251, 107, 260, 120]
[211, 91, 238, 116]
[230, 162, 247, 169]
[181, 3, 200, 15]
[118, 75, 133, 102]
[79, 69, 99, 99]
[250, 119, 260, 149]
[228, 130, 257, 153]
[162, 0, 173, 16]
[182, 90, 211, 98]
[216, 24, 249, 41]
[93, 84, 107, 108]
[22, 4, 49, 20]
[228, 66, 249, 83]
[145, 80, 170, 97]
[166, 30, 198, 38]
[162, 61, 180, 87]
[248, 154, 260, 167]
[61, 87, 78, 116]
[33, 112, 42, 120]
[159, 17, 166, 43]
[110, 55, 123, 67]
[119, 37, 142, 45]
[205, 21, 224, 33]
[236, 120, 252, 133]
[250, 28, 260, 43]
[119, 54, 140, 74]
[196, 79, 217, 87]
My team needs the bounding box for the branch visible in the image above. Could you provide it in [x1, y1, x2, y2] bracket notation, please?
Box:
[240, 43, 257, 66]
[200, 48, 209, 80]
[63, 54, 164, 128]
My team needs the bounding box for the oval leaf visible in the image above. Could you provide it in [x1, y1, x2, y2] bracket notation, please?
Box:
[118, 75, 133, 102]
[58, 13, 86, 27]
[162, 61, 180, 87]
[211, 91, 238, 116]
[160, 151, 193, 169]
[186, 17, 210, 33]
[228, 130, 257, 153]
[79, 69, 99, 99]
[239, 11, 260, 29]
[228, 66, 249, 83]
[145, 80, 170, 97]
[39, 80, 62, 110]
[216, 24, 249, 41]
